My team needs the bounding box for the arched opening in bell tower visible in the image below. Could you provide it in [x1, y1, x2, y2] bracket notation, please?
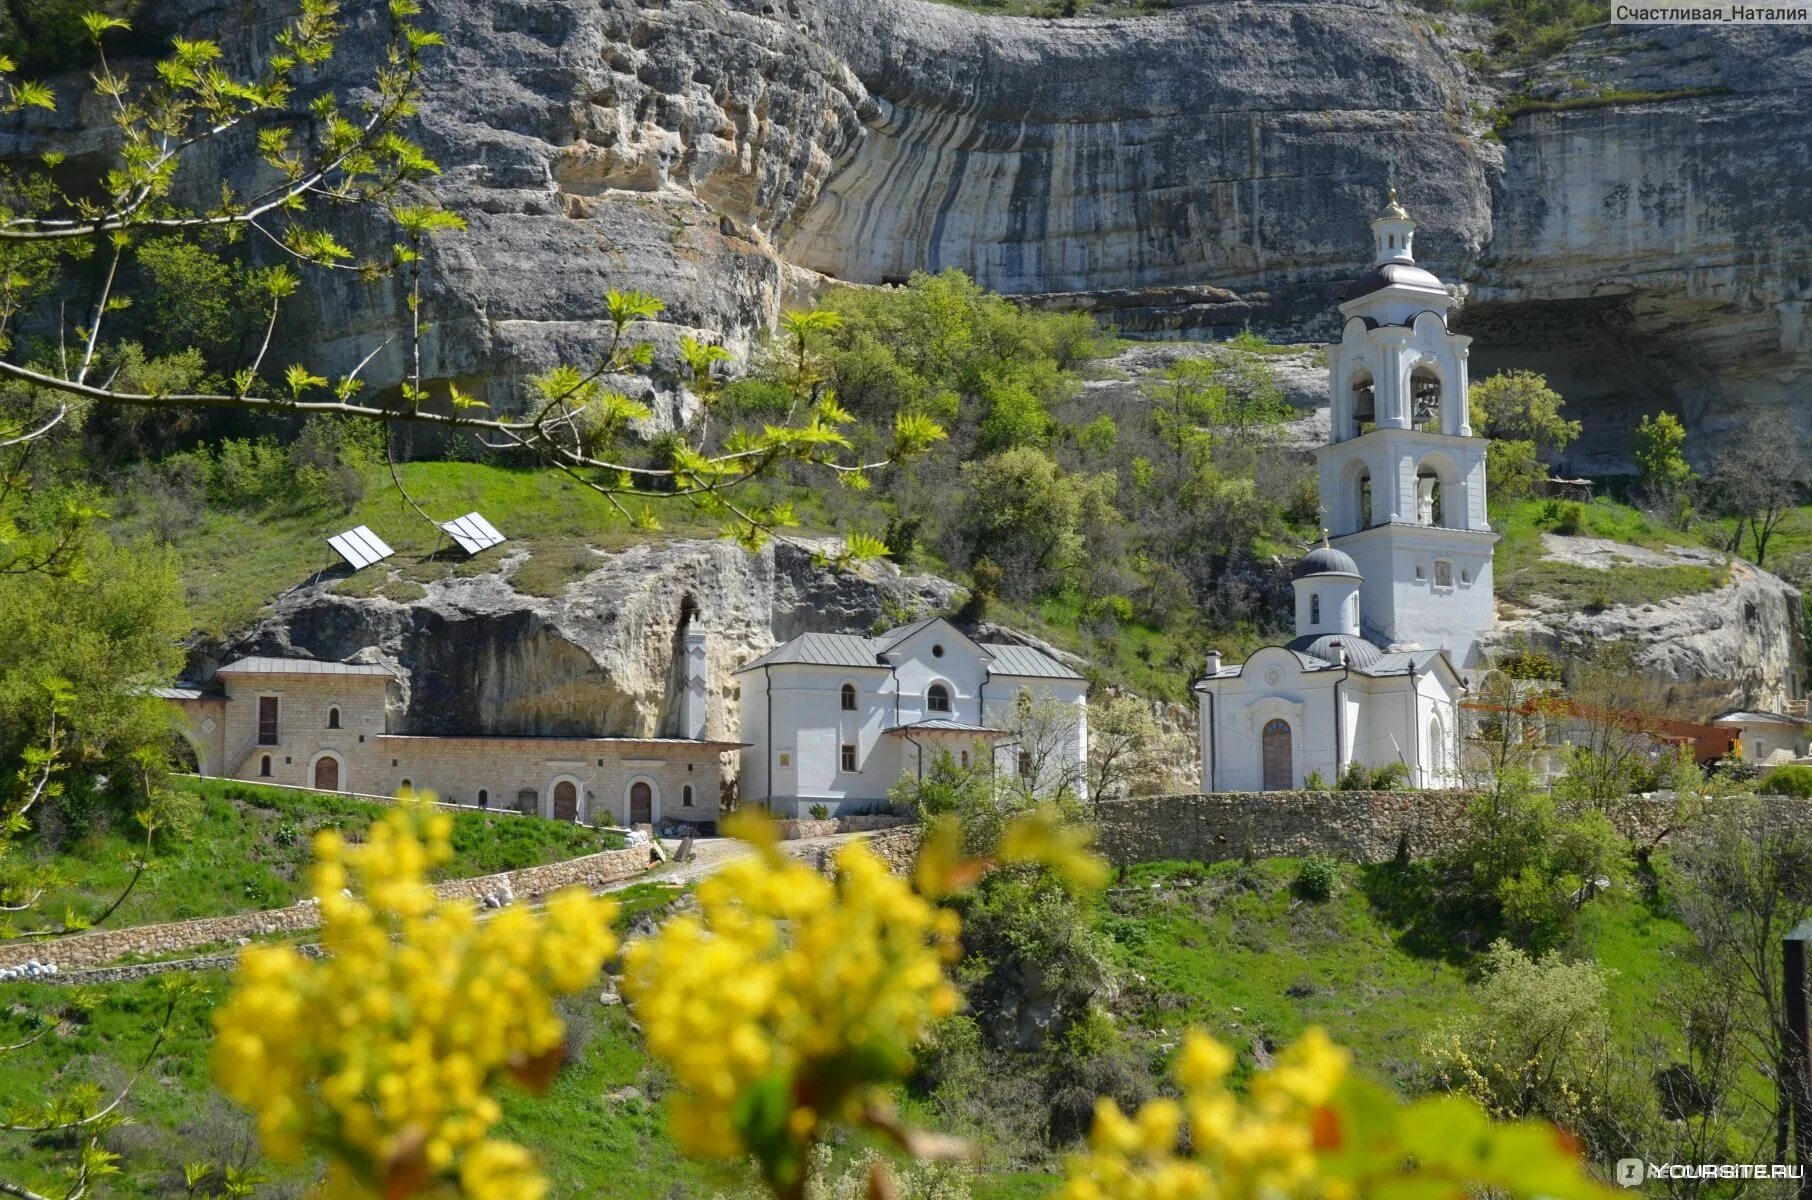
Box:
[1340, 459, 1374, 533]
[1411, 365, 1442, 432]
[1351, 369, 1377, 434]
[1414, 453, 1463, 529]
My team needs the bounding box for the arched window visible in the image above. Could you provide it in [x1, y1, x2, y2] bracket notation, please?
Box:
[1356, 469, 1373, 530]
[259, 754, 272, 777]
[478, 788, 490, 808]
[960, 749, 970, 769]
[1429, 716, 1446, 776]
[682, 784, 695, 807]
[927, 684, 951, 713]
[1415, 562, 1426, 581]
[1310, 594, 1321, 626]
[399, 779, 414, 796]
[840, 683, 857, 711]
[327, 706, 341, 729]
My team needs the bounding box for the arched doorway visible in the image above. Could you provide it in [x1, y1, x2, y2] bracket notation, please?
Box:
[630, 780, 653, 824]
[552, 779, 578, 822]
[313, 753, 341, 792]
[1261, 720, 1292, 791]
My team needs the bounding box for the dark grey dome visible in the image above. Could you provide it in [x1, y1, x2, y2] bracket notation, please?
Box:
[1292, 546, 1361, 579]
[1286, 634, 1383, 668]
[1349, 261, 1445, 300]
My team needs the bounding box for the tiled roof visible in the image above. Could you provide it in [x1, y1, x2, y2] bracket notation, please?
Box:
[734, 633, 887, 672]
[982, 643, 1084, 680]
[216, 656, 396, 677]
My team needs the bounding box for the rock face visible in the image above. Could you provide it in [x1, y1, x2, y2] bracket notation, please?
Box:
[220, 540, 958, 741]
[1485, 535, 1807, 719]
[12, 0, 1805, 459]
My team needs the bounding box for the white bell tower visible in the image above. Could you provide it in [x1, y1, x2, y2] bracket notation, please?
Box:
[1314, 190, 1498, 670]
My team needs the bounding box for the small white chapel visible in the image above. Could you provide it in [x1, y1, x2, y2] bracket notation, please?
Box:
[1195, 190, 1497, 792]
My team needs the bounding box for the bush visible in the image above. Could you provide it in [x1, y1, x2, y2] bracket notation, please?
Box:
[1293, 855, 1340, 902]
[1761, 764, 1812, 798]
[808, 803, 830, 820]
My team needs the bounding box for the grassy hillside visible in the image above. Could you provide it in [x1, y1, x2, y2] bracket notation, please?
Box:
[112, 461, 820, 638]
[0, 853, 1696, 1200]
[1493, 496, 1727, 611]
[8, 777, 622, 934]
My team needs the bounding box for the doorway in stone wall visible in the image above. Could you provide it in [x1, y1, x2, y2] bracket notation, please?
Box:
[630, 780, 653, 824]
[553, 779, 578, 822]
[313, 754, 340, 791]
[1262, 720, 1293, 791]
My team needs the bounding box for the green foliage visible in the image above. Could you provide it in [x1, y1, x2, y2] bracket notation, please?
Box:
[1463, 0, 1607, 64]
[1338, 761, 1410, 791]
[1422, 940, 1616, 1130]
[1632, 411, 1696, 525]
[1760, 764, 1812, 799]
[1470, 371, 1578, 505]
[808, 803, 830, 820]
[1293, 855, 1341, 902]
[958, 447, 1119, 601]
[0, 537, 187, 807]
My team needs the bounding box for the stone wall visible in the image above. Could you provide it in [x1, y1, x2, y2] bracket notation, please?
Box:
[1094, 791, 1812, 866]
[0, 844, 653, 973]
[775, 814, 910, 840]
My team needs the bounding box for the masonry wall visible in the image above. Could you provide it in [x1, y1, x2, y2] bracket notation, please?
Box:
[1094, 790, 1812, 866]
[0, 843, 653, 973]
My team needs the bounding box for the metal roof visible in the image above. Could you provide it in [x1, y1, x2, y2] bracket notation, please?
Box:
[146, 685, 217, 701]
[735, 633, 888, 672]
[1357, 649, 1447, 677]
[982, 643, 1084, 680]
[441, 511, 506, 556]
[217, 656, 396, 678]
[1714, 710, 1812, 727]
[327, 525, 395, 571]
[884, 719, 1005, 737]
[374, 734, 745, 749]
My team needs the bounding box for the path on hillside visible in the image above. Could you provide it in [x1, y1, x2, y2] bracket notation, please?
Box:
[15, 831, 881, 985]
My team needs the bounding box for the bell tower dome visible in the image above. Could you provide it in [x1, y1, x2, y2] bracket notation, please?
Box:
[1312, 190, 1498, 671]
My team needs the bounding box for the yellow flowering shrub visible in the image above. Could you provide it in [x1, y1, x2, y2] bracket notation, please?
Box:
[213, 798, 617, 1200]
[1063, 1027, 1616, 1200]
[620, 812, 963, 1197]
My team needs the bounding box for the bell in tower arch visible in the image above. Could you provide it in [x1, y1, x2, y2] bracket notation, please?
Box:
[1351, 372, 1376, 427]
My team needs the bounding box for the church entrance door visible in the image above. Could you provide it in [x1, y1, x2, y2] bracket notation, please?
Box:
[313, 755, 339, 791]
[630, 781, 653, 824]
[1262, 720, 1292, 790]
[553, 780, 579, 822]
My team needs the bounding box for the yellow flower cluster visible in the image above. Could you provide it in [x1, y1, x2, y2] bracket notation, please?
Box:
[1064, 1027, 1614, 1200]
[620, 814, 960, 1191]
[213, 798, 617, 1200]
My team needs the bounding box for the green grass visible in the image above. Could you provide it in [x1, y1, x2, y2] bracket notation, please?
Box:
[10, 776, 622, 933]
[0, 853, 1705, 1200]
[1493, 497, 1727, 611]
[130, 462, 819, 637]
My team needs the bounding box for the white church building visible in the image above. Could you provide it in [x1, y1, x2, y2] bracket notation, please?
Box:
[736, 617, 1089, 815]
[1196, 191, 1495, 792]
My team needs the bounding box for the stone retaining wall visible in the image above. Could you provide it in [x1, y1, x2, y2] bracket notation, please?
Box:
[1093, 791, 1812, 866]
[0, 844, 653, 973]
[775, 814, 909, 841]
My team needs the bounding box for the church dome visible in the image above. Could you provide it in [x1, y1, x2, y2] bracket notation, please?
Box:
[1292, 545, 1361, 579]
[1285, 633, 1383, 668]
[1348, 260, 1446, 301]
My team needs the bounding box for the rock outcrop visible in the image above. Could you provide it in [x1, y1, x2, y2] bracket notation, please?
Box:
[218, 539, 958, 741]
[9, 0, 1806, 461]
[1485, 535, 1807, 719]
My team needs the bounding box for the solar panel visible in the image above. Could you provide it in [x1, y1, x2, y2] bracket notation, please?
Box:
[440, 511, 506, 556]
[327, 525, 395, 571]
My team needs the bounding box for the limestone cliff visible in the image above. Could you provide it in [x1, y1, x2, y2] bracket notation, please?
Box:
[216, 539, 958, 741]
[8, 0, 1805, 458]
